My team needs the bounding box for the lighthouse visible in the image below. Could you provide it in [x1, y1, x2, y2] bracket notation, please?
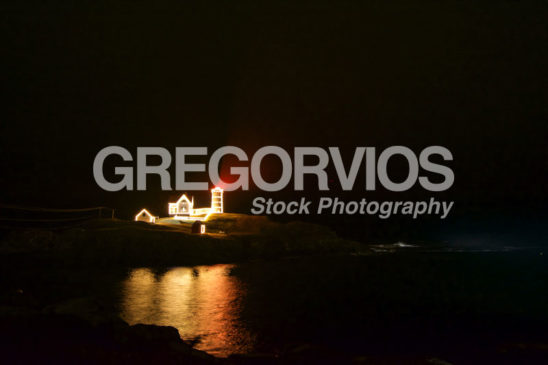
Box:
[211, 187, 223, 213]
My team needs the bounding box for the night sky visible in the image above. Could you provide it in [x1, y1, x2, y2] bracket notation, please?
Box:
[1, 1, 546, 242]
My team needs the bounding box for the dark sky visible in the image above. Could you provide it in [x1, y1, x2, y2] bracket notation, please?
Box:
[0, 1, 546, 240]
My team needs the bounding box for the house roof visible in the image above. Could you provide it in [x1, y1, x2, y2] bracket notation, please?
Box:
[173, 193, 193, 205]
[135, 208, 154, 219]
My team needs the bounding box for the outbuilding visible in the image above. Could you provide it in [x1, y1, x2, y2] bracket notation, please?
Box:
[135, 209, 158, 223]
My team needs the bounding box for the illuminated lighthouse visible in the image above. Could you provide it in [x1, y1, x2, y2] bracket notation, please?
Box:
[146, 187, 225, 223]
[211, 187, 223, 213]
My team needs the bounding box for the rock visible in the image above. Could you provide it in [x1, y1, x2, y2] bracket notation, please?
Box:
[282, 343, 352, 364]
[121, 323, 217, 363]
[0, 288, 39, 308]
[43, 297, 125, 327]
[0, 305, 39, 318]
[427, 358, 454, 365]
[128, 323, 181, 344]
[227, 352, 279, 364]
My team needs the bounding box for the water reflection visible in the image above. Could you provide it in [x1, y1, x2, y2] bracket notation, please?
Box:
[120, 265, 254, 357]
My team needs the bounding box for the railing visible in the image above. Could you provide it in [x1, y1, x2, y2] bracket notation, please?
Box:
[0, 204, 115, 228]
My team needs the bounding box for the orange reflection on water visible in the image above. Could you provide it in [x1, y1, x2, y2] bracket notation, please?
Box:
[120, 265, 254, 357]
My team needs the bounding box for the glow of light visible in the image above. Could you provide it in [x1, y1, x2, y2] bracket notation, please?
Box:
[134, 208, 157, 223]
[120, 265, 254, 357]
[168, 194, 194, 216]
[200, 224, 206, 234]
[168, 188, 224, 219]
[210, 187, 224, 214]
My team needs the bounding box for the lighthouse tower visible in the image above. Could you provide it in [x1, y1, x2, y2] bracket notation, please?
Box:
[211, 187, 223, 213]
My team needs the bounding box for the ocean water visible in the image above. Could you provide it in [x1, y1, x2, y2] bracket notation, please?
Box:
[115, 245, 548, 358]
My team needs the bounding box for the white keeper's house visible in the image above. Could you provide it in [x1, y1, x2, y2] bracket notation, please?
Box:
[168, 187, 224, 221]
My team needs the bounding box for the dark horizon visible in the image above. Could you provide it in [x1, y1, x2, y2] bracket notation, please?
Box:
[1, 1, 546, 243]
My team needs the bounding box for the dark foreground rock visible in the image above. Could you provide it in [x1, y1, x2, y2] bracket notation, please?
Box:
[0, 297, 216, 364]
[0, 296, 362, 364]
[1, 295, 547, 364]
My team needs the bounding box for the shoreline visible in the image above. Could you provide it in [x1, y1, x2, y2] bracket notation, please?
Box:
[0, 215, 364, 267]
